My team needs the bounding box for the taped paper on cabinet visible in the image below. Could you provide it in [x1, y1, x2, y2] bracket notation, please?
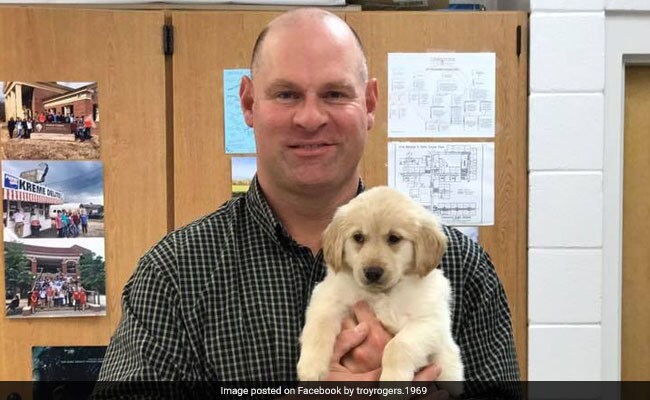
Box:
[388, 141, 494, 226]
[388, 52, 496, 138]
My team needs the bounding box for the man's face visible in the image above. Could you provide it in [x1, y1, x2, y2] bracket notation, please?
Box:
[241, 19, 378, 194]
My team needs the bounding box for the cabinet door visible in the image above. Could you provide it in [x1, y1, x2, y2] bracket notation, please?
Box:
[0, 7, 169, 380]
[172, 10, 528, 379]
[171, 11, 279, 227]
[348, 11, 528, 378]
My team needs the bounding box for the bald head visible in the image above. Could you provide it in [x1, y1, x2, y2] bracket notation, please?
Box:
[250, 8, 368, 82]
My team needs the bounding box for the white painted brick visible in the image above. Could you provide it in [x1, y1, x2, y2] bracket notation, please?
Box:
[529, 172, 602, 247]
[531, 0, 604, 11]
[529, 249, 602, 323]
[606, 0, 650, 10]
[529, 326, 601, 380]
[530, 13, 605, 92]
[529, 94, 604, 170]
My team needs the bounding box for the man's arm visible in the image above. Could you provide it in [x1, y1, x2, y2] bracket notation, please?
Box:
[455, 246, 521, 399]
[94, 243, 200, 398]
[99, 264, 184, 379]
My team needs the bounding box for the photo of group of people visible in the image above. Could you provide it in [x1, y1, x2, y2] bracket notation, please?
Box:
[6, 111, 95, 142]
[2, 81, 106, 320]
[1, 81, 100, 160]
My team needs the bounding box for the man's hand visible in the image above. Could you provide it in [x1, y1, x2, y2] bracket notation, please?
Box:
[325, 302, 448, 391]
[413, 365, 450, 400]
[340, 301, 393, 373]
[325, 321, 381, 381]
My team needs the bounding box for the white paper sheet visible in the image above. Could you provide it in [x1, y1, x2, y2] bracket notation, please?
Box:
[388, 52, 496, 138]
[388, 141, 495, 226]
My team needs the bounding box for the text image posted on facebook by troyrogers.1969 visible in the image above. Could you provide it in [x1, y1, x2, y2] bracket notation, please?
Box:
[219, 382, 432, 398]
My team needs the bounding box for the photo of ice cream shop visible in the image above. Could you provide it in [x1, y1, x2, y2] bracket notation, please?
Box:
[3, 172, 64, 239]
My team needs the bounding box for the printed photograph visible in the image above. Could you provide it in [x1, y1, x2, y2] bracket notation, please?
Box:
[33, 345, 107, 381]
[0, 81, 100, 160]
[231, 156, 256, 198]
[2, 160, 104, 240]
[5, 238, 106, 319]
[32, 346, 107, 399]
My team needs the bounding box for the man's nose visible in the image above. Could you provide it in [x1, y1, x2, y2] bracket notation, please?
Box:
[293, 96, 327, 131]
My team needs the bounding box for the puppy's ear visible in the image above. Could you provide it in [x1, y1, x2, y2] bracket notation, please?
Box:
[414, 214, 448, 277]
[322, 212, 346, 273]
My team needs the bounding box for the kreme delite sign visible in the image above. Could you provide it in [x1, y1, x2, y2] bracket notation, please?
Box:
[3, 173, 64, 203]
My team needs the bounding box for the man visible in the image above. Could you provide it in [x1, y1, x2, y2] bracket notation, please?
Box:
[83, 114, 94, 140]
[6, 294, 20, 313]
[97, 8, 519, 398]
[8, 117, 16, 139]
[12, 209, 25, 237]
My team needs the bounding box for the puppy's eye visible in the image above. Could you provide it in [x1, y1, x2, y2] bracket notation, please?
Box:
[387, 234, 402, 245]
[352, 233, 365, 244]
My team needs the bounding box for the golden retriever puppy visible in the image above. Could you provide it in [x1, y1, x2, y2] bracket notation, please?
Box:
[297, 186, 463, 393]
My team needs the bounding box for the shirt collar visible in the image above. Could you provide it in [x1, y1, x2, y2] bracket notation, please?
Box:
[245, 175, 283, 245]
[245, 175, 366, 248]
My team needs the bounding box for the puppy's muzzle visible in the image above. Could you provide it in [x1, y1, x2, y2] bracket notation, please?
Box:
[363, 266, 384, 283]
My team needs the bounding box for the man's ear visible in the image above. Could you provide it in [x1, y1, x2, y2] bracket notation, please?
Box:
[322, 212, 347, 273]
[365, 78, 378, 130]
[240, 75, 255, 128]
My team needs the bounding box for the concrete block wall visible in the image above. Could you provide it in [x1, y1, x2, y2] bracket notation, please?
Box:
[528, 1, 605, 380]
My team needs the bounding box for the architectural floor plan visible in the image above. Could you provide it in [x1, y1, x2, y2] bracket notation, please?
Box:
[388, 52, 496, 138]
[388, 142, 494, 225]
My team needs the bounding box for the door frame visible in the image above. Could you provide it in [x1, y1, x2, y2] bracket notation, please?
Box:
[604, 12, 650, 380]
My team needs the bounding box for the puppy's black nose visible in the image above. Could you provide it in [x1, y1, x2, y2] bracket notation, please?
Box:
[364, 266, 384, 283]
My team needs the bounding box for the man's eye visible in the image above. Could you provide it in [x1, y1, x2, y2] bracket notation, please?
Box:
[276, 91, 299, 100]
[325, 91, 347, 100]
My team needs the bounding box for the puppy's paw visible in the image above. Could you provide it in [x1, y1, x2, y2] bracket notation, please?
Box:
[296, 363, 328, 381]
[297, 351, 329, 381]
[379, 367, 414, 382]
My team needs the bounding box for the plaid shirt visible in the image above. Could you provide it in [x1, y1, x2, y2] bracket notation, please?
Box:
[98, 177, 520, 398]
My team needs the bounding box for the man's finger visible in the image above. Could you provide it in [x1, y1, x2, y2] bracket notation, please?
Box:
[324, 367, 382, 382]
[341, 315, 357, 331]
[331, 322, 369, 362]
[411, 366, 449, 400]
[351, 301, 376, 323]
[413, 364, 442, 381]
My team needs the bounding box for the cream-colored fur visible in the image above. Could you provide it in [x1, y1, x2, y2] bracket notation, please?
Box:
[297, 186, 463, 394]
